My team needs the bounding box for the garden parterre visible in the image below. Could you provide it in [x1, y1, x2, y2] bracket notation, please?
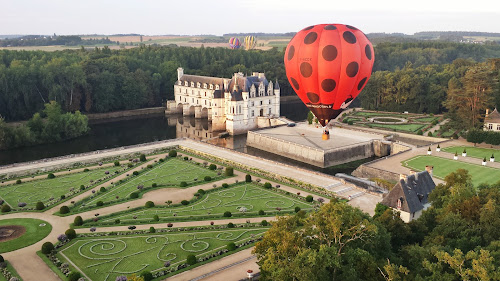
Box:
[441, 146, 499, 160]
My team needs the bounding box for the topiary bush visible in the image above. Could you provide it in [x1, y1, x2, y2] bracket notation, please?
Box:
[114, 161, 120, 166]
[115, 219, 121, 224]
[209, 164, 217, 170]
[0, 255, 3, 263]
[16, 179, 22, 184]
[264, 182, 272, 189]
[222, 183, 229, 188]
[227, 222, 235, 228]
[306, 195, 314, 202]
[152, 183, 157, 188]
[295, 206, 301, 213]
[83, 168, 90, 172]
[96, 201, 104, 207]
[168, 150, 177, 157]
[153, 215, 159, 222]
[36, 201, 45, 210]
[149, 226, 156, 233]
[145, 201, 155, 208]
[223, 211, 232, 217]
[180, 181, 187, 187]
[65, 228, 77, 240]
[133, 171, 139, 176]
[100, 186, 106, 192]
[258, 210, 265, 215]
[183, 156, 189, 160]
[1, 204, 11, 213]
[140, 154, 147, 162]
[197, 189, 206, 195]
[417, 130, 423, 135]
[227, 242, 236, 251]
[245, 174, 252, 182]
[225, 167, 234, 176]
[181, 200, 189, 205]
[41, 242, 54, 254]
[204, 176, 212, 181]
[60, 205, 70, 214]
[67, 271, 81, 281]
[74, 216, 83, 226]
[261, 220, 268, 226]
[186, 255, 197, 265]
[130, 192, 139, 199]
[47, 173, 55, 179]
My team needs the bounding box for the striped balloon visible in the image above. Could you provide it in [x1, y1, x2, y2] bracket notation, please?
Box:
[228, 37, 241, 49]
[244, 36, 257, 50]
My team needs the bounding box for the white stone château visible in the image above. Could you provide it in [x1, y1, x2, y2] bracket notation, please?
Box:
[484, 108, 500, 131]
[166, 67, 280, 135]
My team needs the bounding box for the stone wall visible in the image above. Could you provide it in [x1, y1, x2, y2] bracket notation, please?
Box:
[391, 142, 412, 154]
[324, 142, 375, 167]
[86, 107, 165, 120]
[352, 163, 401, 182]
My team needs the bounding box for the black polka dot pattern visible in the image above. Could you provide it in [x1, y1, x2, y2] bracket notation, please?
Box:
[304, 32, 318, 44]
[324, 25, 337, 30]
[357, 77, 367, 90]
[307, 92, 320, 103]
[290, 77, 300, 90]
[365, 44, 372, 60]
[346, 25, 358, 30]
[343, 31, 357, 44]
[322, 45, 338, 61]
[288, 45, 295, 61]
[303, 25, 315, 31]
[321, 79, 336, 92]
[300, 62, 313, 78]
[346, 62, 359, 77]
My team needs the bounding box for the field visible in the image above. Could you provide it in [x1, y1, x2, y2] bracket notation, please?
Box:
[58, 228, 267, 281]
[441, 146, 499, 160]
[402, 156, 500, 186]
[76, 158, 224, 211]
[0, 218, 52, 253]
[0, 166, 125, 209]
[86, 183, 313, 226]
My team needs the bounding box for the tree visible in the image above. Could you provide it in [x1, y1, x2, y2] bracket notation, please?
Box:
[245, 174, 252, 182]
[225, 167, 234, 176]
[307, 111, 314, 124]
[186, 254, 197, 265]
[41, 242, 54, 254]
[65, 228, 77, 240]
[35, 201, 45, 210]
[59, 205, 70, 214]
[74, 216, 83, 226]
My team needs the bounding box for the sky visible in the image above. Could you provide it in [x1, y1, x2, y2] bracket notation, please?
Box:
[1, 0, 500, 35]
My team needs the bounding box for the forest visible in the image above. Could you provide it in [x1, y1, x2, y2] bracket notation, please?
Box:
[0, 35, 116, 47]
[0, 41, 499, 128]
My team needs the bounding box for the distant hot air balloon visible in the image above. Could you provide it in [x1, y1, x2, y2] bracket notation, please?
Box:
[228, 37, 241, 49]
[244, 36, 257, 50]
[284, 24, 374, 129]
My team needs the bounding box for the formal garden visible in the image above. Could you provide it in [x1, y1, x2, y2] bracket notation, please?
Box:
[0, 165, 128, 212]
[78, 182, 315, 227]
[442, 146, 499, 160]
[47, 227, 267, 281]
[402, 155, 500, 186]
[0, 218, 52, 254]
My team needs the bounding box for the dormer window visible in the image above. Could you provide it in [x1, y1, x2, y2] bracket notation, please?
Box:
[397, 197, 403, 209]
[215, 85, 219, 90]
[178, 81, 182, 85]
[184, 81, 188, 86]
[210, 84, 213, 90]
[190, 82, 194, 87]
[197, 82, 200, 88]
[203, 83, 207, 89]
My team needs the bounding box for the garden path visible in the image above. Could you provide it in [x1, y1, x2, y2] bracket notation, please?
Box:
[426, 119, 449, 135]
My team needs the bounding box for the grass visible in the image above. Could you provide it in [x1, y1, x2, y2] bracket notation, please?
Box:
[0, 165, 125, 209]
[402, 155, 500, 186]
[57, 228, 267, 281]
[83, 183, 313, 226]
[0, 218, 52, 254]
[441, 146, 499, 160]
[365, 123, 425, 133]
[74, 158, 224, 211]
[413, 116, 438, 123]
[0, 261, 22, 281]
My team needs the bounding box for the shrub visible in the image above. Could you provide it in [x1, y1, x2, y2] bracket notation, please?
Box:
[194, 193, 200, 197]
[222, 183, 229, 188]
[100, 186, 106, 192]
[197, 189, 206, 195]
[348, 120, 354, 125]
[130, 192, 139, 199]
[41, 242, 54, 254]
[74, 216, 83, 226]
[96, 201, 104, 207]
[115, 219, 121, 224]
[186, 255, 197, 266]
[427, 132, 433, 137]
[149, 226, 156, 233]
[223, 211, 232, 217]
[245, 174, 252, 182]
[227, 222, 235, 228]
[204, 176, 212, 181]
[147, 164, 153, 169]
[80, 185, 85, 191]
[264, 182, 272, 189]
[60, 195, 66, 200]
[295, 206, 301, 213]
[47, 173, 55, 179]
[153, 215, 159, 222]
[67, 271, 81, 281]
[36, 201, 45, 210]
[452, 133, 458, 139]
[145, 201, 155, 208]
[225, 167, 234, 176]
[183, 156, 189, 160]
[261, 220, 269, 226]
[1, 204, 11, 213]
[227, 242, 236, 251]
[209, 164, 217, 170]
[159, 158, 164, 162]
[152, 183, 157, 188]
[181, 200, 189, 205]
[114, 161, 120, 166]
[16, 179, 22, 184]
[417, 130, 423, 135]
[140, 154, 147, 162]
[180, 181, 187, 187]
[168, 150, 177, 157]
[133, 171, 139, 176]
[65, 228, 77, 240]
[83, 168, 90, 172]
[140, 271, 153, 281]
[306, 195, 314, 202]
[127, 163, 133, 168]
[0, 255, 3, 263]
[258, 210, 265, 215]
[60, 206, 70, 214]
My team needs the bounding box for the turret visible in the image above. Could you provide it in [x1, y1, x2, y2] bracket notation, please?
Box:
[177, 67, 184, 81]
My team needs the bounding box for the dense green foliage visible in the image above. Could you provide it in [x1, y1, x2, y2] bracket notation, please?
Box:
[41, 242, 54, 255]
[466, 129, 500, 145]
[0, 35, 115, 47]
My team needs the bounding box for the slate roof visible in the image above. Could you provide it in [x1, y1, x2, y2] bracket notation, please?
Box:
[179, 74, 224, 89]
[227, 75, 269, 93]
[486, 108, 500, 123]
[213, 90, 223, 99]
[381, 171, 436, 213]
[230, 91, 243, 101]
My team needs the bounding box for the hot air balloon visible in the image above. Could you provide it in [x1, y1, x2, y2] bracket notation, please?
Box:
[284, 24, 374, 137]
[244, 35, 257, 50]
[228, 37, 241, 49]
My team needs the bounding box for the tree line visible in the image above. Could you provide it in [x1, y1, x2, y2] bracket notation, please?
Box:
[254, 169, 500, 280]
[1, 41, 499, 125]
[0, 35, 116, 47]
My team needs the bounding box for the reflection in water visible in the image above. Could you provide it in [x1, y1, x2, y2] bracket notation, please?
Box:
[0, 100, 308, 166]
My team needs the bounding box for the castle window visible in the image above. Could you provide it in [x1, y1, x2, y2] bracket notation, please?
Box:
[497, 125, 500, 130]
[184, 81, 188, 86]
[260, 101, 263, 105]
[269, 108, 272, 115]
[192, 98, 194, 103]
[251, 110, 254, 117]
[210, 84, 213, 90]
[251, 101, 254, 107]
[239, 105, 242, 113]
[197, 100, 199, 104]
[191, 82, 194, 87]
[197, 82, 200, 88]
[205, 100, 207, 105]
[488, 124, 493, 130]
[216, 85, 219, 90]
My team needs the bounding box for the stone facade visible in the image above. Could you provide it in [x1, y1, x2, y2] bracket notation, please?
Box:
[166, 68, 280, 135]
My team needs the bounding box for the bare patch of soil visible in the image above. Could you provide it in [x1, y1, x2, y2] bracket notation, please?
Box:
[0, 225, 26, 242]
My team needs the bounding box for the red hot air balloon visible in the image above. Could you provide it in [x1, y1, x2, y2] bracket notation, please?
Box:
[284, 24, 374, 127]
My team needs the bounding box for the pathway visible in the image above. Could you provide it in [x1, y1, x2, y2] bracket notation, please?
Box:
[426, 119, 449, 135]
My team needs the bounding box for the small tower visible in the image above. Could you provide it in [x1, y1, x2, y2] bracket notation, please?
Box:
[177, 67, 184, 81]
[274, 79, 281, 116]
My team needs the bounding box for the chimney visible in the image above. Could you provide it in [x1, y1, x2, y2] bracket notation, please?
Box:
[425, 165, 434, 176]
[486, 109, 490, 116]
[177, 67, 184, 81]
[399, 174, 407, 181]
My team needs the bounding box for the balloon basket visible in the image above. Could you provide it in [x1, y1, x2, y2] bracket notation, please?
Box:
[322, 133, 330, 140]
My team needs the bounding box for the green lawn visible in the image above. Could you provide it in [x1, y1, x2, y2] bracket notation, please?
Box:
[84, 183, 313, 226]
[412, 116, 438, 123]
[402, 156, 500, 186]
[441, 146, 499, 160]
[0, 165, 125, 209]
[0, 218, 52, 254]
[76, 158, 224, 211]
[58, 228, 267, 281]
[352, 111, 415, 119]
[365, 123, 425, 133]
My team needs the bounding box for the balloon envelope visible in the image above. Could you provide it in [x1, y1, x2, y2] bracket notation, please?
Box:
[284, 24, 374, 126]
[244, 36, 256, 50]
[228, 37, 241, 49]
